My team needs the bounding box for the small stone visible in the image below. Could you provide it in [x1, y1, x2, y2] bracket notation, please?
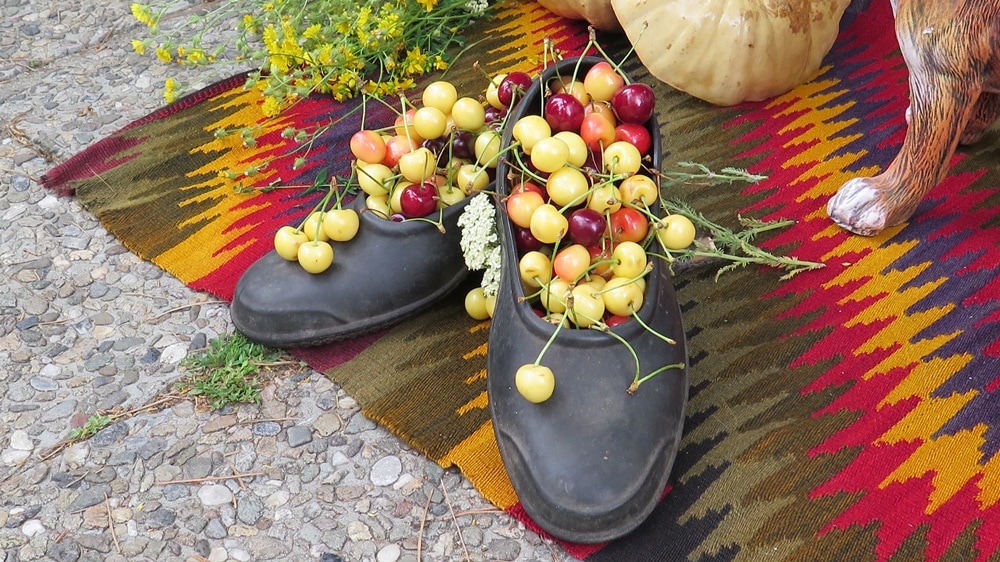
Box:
[159, 342, 188, 364]
[146, 508, 176, 529]
[246, 536, 291, 559]
[252, 421, 281, 437]
[90, 421, 128, 447]
[377, 544, 401, 562]
[347, 520, 372, 541]
[208, 547, 228, 562]
[67, 485, 111, 512]
[197, 484, 234, 506]
[46, 537, 82, 562]
[313, 413, 342, 437]
[161, 484, 189, 501]
[184, 456, 212, 479]
[2, 449, 31, 466]
[371, 456, 402, 487]
[9, 430, 33, 451]
[28, 376, 58, 391]
[204, 518, 227, 539]
[264, 490, 290, 509]
[236, 494, 263, 525]
[40, 399, 78, 422]
[286, 426, 313, 447]
[190, 332, 208, 350]
[202, 415, 237, 433]
[139, 347, 161, 364]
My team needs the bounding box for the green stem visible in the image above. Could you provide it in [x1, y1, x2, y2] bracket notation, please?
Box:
[533, 313, 567, 366]
[628, 363, 685, 394]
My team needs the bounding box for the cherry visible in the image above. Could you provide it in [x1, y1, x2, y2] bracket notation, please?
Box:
[484, 106, 506, 126]
[611, 83, 656, 125]
[421, 137, 449, 167]
[604, 314, 630, 327]
[399, 181, 438, 218]
[609, 207, 649, 243]
[514, 226, 544, 253]
[544, 92, 585, 133]
[498, 71, 533, 108]
[451, 130, 475, 160]
[567, 208, 607, 247]
[614, 123, 653, 156]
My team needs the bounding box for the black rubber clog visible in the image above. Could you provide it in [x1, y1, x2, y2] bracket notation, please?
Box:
[487, 56, 689, 543]
[230, 194, 472, 348]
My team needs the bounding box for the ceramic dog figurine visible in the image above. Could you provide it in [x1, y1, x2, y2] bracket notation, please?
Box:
[827, 0, 1000, 236]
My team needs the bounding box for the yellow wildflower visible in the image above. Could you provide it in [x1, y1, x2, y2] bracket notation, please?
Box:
[163, 77, 179, 103]
[317, 44, 334, 66]
[241, 14, 258, 34]
[433, 55, 448, 71]
[131, 39, 146, 55]
[130, 3, 154, 26]
[155, 47, 172, 63]
[186, 49, 207, 65]
[261, 96, 282, 117]
[417, 0, 437, 12]
[402, 47, 428, 76]
[357, 7, 371, 28]
[377, 12, 402, 39]
[302, 23, 322, 41]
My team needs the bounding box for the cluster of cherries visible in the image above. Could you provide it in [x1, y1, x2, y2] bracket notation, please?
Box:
[498, 60, 696, 331]
[273, 79, 504, 274]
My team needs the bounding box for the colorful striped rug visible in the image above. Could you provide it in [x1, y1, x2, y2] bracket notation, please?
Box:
[43, 1, 1000, 559]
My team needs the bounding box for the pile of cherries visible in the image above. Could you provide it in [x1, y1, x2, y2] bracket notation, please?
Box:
[497, 59, 696, 328]
[273, 79, 502, 274]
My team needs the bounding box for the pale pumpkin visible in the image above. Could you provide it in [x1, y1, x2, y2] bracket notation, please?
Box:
[610, 0, 851, 106]
[536, 0, 621, 32]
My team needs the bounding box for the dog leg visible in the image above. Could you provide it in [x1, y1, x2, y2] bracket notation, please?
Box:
[959, 91, 1000, 145]
[828, 4, 988, 235]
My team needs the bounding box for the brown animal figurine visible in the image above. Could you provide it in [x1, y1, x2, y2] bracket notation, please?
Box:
[827, 0, 1000, 236]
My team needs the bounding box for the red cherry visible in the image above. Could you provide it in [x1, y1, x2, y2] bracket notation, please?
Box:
[611, 83, 656, 125]
[399, 182, 439, 218]
[485, 106, 507, 125]
[514, 226, 544, 253]
[608, 207, 649, 243]
[605, 314, 630, 327]
[499, 72, 533, 108]
[614, 123, 652, 156]
[567, 208, 607, 247]
[544, 93, 585, 133]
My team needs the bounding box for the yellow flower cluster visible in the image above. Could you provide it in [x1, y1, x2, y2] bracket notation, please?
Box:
[130, 0, 491, 115]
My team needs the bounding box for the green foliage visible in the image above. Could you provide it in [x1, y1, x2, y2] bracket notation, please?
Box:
[178, 332, 281, 410]
[71, 414, 114, 440]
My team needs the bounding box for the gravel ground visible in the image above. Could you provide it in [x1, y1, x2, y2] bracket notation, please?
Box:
[0, 1, 571, 560]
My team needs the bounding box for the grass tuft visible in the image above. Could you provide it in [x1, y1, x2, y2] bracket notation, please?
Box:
[177, 332, 283, 410]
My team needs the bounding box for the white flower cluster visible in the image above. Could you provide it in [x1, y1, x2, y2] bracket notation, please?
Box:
[457, 192, 502, 297]
[464, 0, 489, 14]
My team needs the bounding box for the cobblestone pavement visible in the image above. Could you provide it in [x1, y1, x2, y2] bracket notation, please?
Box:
[0, 1, 571, 560]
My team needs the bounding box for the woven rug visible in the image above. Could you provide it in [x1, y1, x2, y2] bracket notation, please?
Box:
[43, 1, 1000, 559]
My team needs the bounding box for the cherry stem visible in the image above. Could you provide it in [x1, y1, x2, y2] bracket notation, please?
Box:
[628, 362, 685, 395]
[628, 303, 677, 345]
[533, 312, 567, 366]
[601, 324, 642, 371]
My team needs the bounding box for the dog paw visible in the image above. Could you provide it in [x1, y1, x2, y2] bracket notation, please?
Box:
[827, 178, 889, 236]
